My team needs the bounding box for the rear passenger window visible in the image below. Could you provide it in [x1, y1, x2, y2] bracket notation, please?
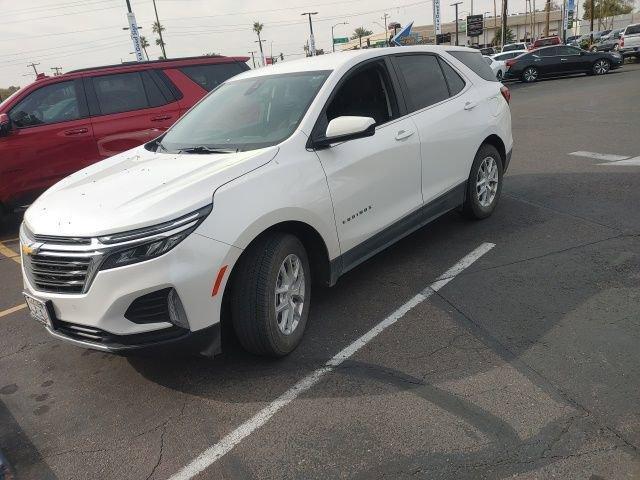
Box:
[448, 51, 497, 82]
[179, 63, 245, 91]
[394, 55, 450, 111]
[626, 24, 640, 35]
[92, 72, 148, 115]
[438, 59, 466, 96]
[140, 71, 170, 107]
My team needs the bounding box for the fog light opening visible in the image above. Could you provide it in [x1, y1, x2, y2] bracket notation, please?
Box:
[167, 288, 189, 329]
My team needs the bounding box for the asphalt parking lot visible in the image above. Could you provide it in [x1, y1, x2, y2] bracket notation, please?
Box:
[1, 63, 640, 480]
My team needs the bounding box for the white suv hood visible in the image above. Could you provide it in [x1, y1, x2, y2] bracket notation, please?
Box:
[25, 145, 278, 237]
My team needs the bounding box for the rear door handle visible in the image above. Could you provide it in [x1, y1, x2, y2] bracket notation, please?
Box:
[64, 128, 89, 136]
[560, 58, 568, 61]
[464, 101, 478, 110]
[151, 114, 172, 122]
[395, 129, 415, 141]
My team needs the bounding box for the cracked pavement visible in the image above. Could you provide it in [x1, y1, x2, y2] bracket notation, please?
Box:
[1, 64, 639, 479]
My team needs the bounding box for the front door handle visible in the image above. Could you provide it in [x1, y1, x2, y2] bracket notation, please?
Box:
[560, 58, 568, 61]
[151, 114, 172, 122]
[464, 101, 478, 110]
[64, 127, 89, 136]
[395, 129, 415, 141]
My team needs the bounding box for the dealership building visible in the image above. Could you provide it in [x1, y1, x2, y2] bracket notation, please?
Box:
[339, 10, 567, 50]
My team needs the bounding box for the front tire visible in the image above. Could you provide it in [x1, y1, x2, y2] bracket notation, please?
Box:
[521, 66, 538, 83]
[231, 233, 311, 357]
[593, 58, 610, 75]
[463, 144, 503, 220]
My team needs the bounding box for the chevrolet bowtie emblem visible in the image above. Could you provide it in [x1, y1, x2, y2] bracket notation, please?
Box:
[21, 244, 36, 256]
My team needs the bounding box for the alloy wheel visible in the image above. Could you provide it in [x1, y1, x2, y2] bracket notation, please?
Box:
[523, 67, 538, 82]
[476, 156, 499, 208]
[274, 254, 306, 335]
[594, 59, 610, 75]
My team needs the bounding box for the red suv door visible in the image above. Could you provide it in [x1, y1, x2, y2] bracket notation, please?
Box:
[84, 70, 180, 158]
[0, 79, 98, 207]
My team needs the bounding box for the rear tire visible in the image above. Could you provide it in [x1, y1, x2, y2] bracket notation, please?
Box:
[231, 232, 311, 357]
[463, 144, 503, 220]
[521, 66, 538, 83]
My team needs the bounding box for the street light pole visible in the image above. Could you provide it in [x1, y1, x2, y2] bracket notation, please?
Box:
[451, 2, 463, 46]
[248, 51, 256, 68]
[331, 21, 348, 52]
[301, 12, 318, 56]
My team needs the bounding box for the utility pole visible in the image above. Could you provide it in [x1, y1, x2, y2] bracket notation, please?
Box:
[152, 0, 167, 58]
[381, 13, 390, 45]
[544, 0, 551, 36]
[248, 51, 256, 68]
[483, 12, 491, 45]
[125, 0, 144, 62]
[301, 12, 318, 56]
[493, 0, 498, 41]
[501, 0, 508, 50]
[51, 67, 63, 76]
[331, 22, 348, 52]
[26, 62, 40, 75]
[451, 2, 463, 46]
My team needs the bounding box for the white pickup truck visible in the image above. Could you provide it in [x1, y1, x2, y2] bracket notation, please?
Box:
[620, 23, 640, 58]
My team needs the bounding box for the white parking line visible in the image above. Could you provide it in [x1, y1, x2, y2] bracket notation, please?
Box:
[0, 242, 21, 265]
[169, 242, 495, 480]
[0, 304, 27, 318]
[601, 156, 640, 166]
[569, 151, 630, 162]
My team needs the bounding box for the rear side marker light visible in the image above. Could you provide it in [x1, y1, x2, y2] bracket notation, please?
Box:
[212, 265, 228, 297]
[505, 59, 518, 69]
[500, 86, 511, 104]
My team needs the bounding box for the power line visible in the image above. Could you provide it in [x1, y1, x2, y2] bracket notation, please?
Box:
[2, 0, 119, 16]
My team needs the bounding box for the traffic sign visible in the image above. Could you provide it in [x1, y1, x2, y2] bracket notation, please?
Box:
[333, 37, 349, 44]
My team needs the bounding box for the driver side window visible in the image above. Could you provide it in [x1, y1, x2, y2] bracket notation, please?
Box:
[10, 81, 80, 128]
[326, 61, 398, 127]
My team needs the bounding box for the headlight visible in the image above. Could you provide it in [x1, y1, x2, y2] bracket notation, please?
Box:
[98, 204, 212, 270]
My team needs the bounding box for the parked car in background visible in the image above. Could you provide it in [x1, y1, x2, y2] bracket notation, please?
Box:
[502, 42, 529, 52]
[492, 51, 526, 61]
[19, 46, 512, 358]
[505, 45, 623, 82]
[0, 55, 250, 223]
[566, 35, 582, 45]
[480, 46, 497, 55]
[483, 55, 506, 80]
[529, 36, 562, 49]
[620, 23, 640, 58]
[591, 28, 624, 52]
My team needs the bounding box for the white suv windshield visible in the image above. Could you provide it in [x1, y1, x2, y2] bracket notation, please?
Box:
[158, 70, 330, 153]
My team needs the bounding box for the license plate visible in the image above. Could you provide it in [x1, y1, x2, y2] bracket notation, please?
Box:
[24, 293, 53, 328]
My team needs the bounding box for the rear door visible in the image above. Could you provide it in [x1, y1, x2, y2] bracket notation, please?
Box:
[1, 79, 97, 206]
[392, 52, 485, 203]
[533, 47, 561, 75]
[557, 46, 589, 73]
[85, 70, 180, 158]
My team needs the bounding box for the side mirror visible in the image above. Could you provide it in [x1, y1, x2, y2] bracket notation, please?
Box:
[0, 113, 11, 138]
[313, 116, 376, 149]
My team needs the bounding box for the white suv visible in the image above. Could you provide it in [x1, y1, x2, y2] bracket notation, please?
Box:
[620, 23, 640, 58]
[20, 46, 513, 357]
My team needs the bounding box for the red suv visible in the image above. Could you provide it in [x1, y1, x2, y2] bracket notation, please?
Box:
[529, 36, 562, 50]
[0, 55, 249, 219]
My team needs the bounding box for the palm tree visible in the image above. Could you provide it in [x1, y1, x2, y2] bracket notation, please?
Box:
[139, 36, 150, 61]
[253, 21, 265, 66]
[152, 21, 167, 58]
[351, 27, 373, 48]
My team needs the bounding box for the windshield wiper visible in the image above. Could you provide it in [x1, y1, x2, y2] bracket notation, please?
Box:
[179, 146, 238, 154]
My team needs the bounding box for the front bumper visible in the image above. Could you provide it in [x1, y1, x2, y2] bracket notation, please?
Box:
[21, 231, 242, 352]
